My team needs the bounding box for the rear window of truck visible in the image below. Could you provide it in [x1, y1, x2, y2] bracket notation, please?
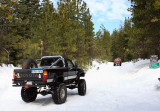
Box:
[40, 57, 61, 66]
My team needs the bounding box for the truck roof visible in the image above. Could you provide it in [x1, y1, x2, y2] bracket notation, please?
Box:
[41, 56, 63, 59]
[150, 55, 158, 57]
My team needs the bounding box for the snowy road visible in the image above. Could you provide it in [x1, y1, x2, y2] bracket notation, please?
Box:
[0, 60, 160, 111]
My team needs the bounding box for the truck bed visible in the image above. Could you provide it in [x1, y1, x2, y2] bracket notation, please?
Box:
[12, 68, 75, 87]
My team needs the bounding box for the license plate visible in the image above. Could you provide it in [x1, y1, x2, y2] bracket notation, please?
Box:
[32, 70, 43, 73]
[26, 81, 32, 85]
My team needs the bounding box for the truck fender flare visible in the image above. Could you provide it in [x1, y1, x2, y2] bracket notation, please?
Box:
[77, 72, 85, 77]
[55, 76, 64, 83]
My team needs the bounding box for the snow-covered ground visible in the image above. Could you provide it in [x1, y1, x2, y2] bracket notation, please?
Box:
[0, 60, 160, 111]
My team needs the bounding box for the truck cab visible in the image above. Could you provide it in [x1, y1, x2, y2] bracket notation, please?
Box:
[150, 55, 158, 63]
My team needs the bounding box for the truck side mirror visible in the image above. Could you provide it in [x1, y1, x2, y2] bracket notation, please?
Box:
[75, 61, 78, 68]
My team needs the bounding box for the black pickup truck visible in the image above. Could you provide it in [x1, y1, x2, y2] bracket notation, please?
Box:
[12, 56, 86, 104]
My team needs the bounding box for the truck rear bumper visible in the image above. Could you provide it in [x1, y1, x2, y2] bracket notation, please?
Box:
[12, 80, 47, 87]
[12, 85, 46, 87]
[114, 63, 120, 65]
[115, 63, 120, 64]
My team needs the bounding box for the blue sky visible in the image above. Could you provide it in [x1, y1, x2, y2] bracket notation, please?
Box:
[51, 0, 131, 34]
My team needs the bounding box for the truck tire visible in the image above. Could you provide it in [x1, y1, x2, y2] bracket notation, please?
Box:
[21, 87, 37, 102]
[22, 58, 38, 69]
[114, 63, 115, 66]
[120, 62, 121, 66]
[52, 83, 67, 104]
[78, 79, 86, 96]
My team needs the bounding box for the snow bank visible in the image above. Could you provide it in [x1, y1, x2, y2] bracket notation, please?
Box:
[0, 64, 14, 90]
[0, 60, 160, 111]
[86, 59, 160, 111]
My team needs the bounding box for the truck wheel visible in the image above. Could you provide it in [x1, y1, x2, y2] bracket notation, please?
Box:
[52, 83, 67, 104]
[114, 63, 115, 66]
[21, 87, 37, 102]
[78, 79, 86, 96]
[120, 62, 121, 66]
[22, 58, 38, 69]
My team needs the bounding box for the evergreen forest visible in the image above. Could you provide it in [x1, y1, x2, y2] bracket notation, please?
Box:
[0, 0, 160, 67]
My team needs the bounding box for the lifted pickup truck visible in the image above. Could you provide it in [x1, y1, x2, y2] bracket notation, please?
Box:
[12, 56, 86, 104]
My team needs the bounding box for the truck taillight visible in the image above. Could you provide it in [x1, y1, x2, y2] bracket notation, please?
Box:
[13, 72, 15, 78]
[12, 72, 15, 83]
[43, 71, 47, 82]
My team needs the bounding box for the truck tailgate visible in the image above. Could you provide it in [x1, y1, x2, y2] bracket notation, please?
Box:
[14, 69, 43, 81]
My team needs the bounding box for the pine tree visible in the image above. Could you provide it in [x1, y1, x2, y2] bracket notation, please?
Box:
[110, 18, 132, 62]
[111, 29, 119, 60]
[0, 0, 95, 67]
[32, 0, 59, 57]
[129, 0, 160, 58]
[0, 0, 18, 64]
[57, 0, 77, 58]
[94, 25, 111, 61]
[78, 1, 94, 64]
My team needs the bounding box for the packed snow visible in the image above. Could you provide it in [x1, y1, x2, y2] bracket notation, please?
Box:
[0, 59, 160, 111]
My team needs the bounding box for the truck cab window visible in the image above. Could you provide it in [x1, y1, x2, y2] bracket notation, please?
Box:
[40, 57, 60, 66]
[67, 60, 74, 68]
[56, 60, 64, 67]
